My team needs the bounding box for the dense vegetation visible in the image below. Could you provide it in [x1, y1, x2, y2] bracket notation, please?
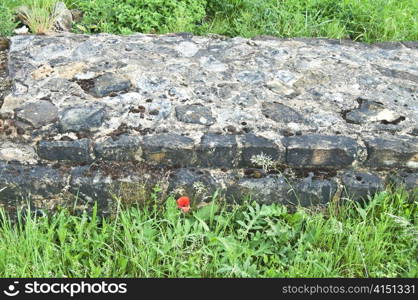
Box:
[1, 0, 417, 42]
[0, 188, 416, 277]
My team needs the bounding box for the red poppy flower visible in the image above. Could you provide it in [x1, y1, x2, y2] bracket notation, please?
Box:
[177, 196, 191, 213]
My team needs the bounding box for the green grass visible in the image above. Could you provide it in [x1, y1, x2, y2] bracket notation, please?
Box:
[202, 0, 418, 42]
[0, 188, 416, 277]
[1, 0, 417, 42]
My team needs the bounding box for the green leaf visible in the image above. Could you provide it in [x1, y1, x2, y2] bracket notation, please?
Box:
[194, 203, 219, 222]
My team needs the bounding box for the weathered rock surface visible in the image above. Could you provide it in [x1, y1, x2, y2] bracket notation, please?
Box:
[1, 33, 417, 211]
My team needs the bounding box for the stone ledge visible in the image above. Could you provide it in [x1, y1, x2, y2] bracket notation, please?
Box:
[1, 33, 417, 209]
[1, 162, 416, 212]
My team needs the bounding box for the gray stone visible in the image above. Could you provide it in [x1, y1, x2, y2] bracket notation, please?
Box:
[0, 142, 38, 164]
[342, 171, 383, 201]
[15, 100, 58, 128]
[289, 178, 337, 206]
[345, 99, 404, 125]
[404, 173, 418, 190]
[232, 92, 257, 107]
[141, 134, 195, 167]
[94, 135, 142, 161]
[148, 99, 172, 119]
[226, 175, 290, 204]
[284, 135, 359, 169]
[364, 135, 418, 169]
[53, 2, 73, 32]
[175, 105, 215, 125]
[0, 162, 68, 201]
[239, 133, 284, 167]
[59, 106, 105, 132]
[236, 71, 265, 84]
[69, 166, 116, 208]
[168, 168, 218, 198]
[197, 134, 237, 168]
[91, 73, 131, 97]
[38, 139, 91, 162]
[262, 102, 304, 123]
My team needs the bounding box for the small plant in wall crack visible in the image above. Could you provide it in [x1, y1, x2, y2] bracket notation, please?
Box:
[250, 153, 276, 173]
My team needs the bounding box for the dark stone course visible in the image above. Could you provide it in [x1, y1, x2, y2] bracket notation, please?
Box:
[38, 139, 92, 162]
[59, 105, 105, 133]
[90, 73, 131, 97]
[94, 135, 142, 161]
[261, 102, 304, 123]
[15, 100, 58, 128]
[141, 134, 195, 167]
[197, 133, 238, 168]
[364, 136, 418, 169]
[238, 133, 284, 167]
[288, 178, 337, 206]
[284, 135, 359, 169]
[342, 171, 383, 202]
[175, 105, 215, 125]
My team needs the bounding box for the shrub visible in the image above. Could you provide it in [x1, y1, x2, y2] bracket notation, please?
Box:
[75, 0, 207, 34]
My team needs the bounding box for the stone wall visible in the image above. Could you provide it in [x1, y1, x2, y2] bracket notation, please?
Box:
[0, 33, 417, 213]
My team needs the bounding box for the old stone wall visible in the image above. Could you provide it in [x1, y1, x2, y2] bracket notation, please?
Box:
[0, 33, 417, 213]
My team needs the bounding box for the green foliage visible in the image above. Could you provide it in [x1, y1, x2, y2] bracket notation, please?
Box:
[0, 2, 19, 36]
[0, 188, 416, 277]
[2, 0, 417, 42]
[203, 0, 418, 42]
[75, 0, 207, 34]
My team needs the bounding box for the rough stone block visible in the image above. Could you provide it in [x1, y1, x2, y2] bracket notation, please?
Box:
[15, 100, 58, 128]
[196, 133, 237, 168]
[342, 171, 383, 201]
[0, 162, 69, 201]
[289, 178, 337, 206]
[226, 175, 291, 204]
[404, 173, 418, 190]
[364, 136, 418, 169]
[261, 102, 304, 123]
[69, 166, 119, 214]
[94, 135, 142, 161]
[238, 133, 284, 167]
[284, 135, 359, 169]
[38, 139, 91, 162]
[90, 73, 131, 97]
[175, 105, 215, 125]
[168, 168, 218, 198]
[59, 105, 105, 133]
[141, 134, 195, 167]
[0, 142, 38, 164]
